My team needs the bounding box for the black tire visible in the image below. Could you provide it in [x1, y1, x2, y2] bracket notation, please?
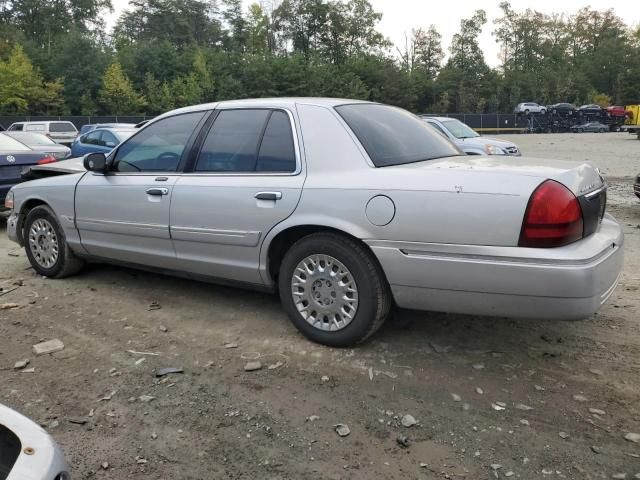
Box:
[577, 128, 583, 133]
[278, 232, 391, 347]
[524, 109, 529, 114]
[23, 205, 84, 278]
[540, 108, 546, 114]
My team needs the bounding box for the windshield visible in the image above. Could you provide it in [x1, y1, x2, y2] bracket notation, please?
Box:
[441, 119, 479, 139]
[0, 133, 31, 151]
[335, 104, 462, 167]
[8, 132, 56, 146]
[113, 130, 136, 142]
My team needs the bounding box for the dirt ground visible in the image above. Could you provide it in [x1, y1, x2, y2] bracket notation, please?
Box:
[1, 132, 639, 479]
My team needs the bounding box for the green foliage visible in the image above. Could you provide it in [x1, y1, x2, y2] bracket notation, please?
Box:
[98, 62, 146, 114]
[0, 45, 64, 114]
[0, 0, 639, 115]
[592, 93, 612, 107]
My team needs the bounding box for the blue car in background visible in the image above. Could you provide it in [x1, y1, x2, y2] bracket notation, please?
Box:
[71, 127, 137, 157]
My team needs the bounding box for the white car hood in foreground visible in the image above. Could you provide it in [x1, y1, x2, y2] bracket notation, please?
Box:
[0, 403, 68, 479]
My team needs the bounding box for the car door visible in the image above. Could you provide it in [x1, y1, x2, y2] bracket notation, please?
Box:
[73, 130, 100, 156]
[75, 111, 208, 268]
[170, 108, 305, 285]
[100, 131, 119, 151]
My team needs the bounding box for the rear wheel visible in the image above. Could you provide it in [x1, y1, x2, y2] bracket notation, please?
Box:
[278, 232, 391, 347]
[577, 128, 584, 133]
[540, 108, 546, 114]
[24, 205, 84, 278]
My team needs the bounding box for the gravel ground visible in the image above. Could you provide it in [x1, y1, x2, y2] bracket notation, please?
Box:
[1, 132, 639, 479]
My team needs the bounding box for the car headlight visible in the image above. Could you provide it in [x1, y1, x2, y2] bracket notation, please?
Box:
[484, 144, 506, 155]
[4, 190, 14, 210]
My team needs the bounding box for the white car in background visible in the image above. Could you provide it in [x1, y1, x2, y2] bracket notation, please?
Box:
[514, 102, 547, 114]
[6, 121, 78, 146]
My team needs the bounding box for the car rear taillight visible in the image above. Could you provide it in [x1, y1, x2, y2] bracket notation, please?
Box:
[37, 155, 57, 165]
[519, 180, 584, 248]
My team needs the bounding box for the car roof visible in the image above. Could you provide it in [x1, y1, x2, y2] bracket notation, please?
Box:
[155, 97, 373, 122]
[14, 120, 74, 124]
[93, 127, 137, 132]
[426, 117, 458, 122]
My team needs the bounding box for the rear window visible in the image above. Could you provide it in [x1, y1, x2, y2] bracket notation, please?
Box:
[0, 133, 31, 151]
[335, 104, 462, 167]
[49, 122, 77, 133]
[8, 132, 55, 146]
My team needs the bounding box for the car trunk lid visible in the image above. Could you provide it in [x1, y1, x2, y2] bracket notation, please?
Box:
[0, 151, 51, 183]
[396, 155, 607, 242]
[424, 156, 605, 197]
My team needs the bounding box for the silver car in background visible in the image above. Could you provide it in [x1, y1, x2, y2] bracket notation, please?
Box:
[4, 98, 623, 347]
[0, 403, 69, 480]
[3, 132, 71, 160]
[422, 116, 521, 156]
[514, 102, 547, 114]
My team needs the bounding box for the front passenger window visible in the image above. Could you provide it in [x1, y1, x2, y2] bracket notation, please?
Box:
[112, 112, 205, 172]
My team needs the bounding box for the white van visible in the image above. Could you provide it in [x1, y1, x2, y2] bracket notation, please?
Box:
[7, 121, 78, 145]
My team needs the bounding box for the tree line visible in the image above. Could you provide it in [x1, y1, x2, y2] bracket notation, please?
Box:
[0, 0, 638, 116]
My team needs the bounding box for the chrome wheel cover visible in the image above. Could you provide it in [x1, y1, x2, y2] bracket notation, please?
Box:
[291, 254, 359, 331]
[28, 219, 59, 269]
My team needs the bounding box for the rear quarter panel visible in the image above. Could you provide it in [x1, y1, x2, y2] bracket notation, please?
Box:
[284, 103, 540, 245]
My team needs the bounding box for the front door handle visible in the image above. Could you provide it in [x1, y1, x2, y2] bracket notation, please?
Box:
[254, 191, 282, 201]
[146, 187, 169, 196]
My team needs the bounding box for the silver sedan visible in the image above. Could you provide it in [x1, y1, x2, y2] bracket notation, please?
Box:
[4, 98, 623, 347]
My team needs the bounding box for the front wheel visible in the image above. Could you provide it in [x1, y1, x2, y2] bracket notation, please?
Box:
[540, 108, 546, 114]
[24, 205, 84, 278]
[577, 128, 583, 133]
[278, 232, 391, 347]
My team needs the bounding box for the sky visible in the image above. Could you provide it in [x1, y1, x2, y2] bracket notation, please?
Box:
[108, 0, 640, 67]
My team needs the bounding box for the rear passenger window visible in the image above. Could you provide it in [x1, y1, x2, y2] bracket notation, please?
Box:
[195, 110, 270, 172]
[195, 109, 296, 173]
[25, 124, 45, 132]
[256, 111, 296, 172]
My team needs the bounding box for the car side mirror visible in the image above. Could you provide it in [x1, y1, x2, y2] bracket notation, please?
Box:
[84, 152, 107, 173]
[105, 141, 116, 148]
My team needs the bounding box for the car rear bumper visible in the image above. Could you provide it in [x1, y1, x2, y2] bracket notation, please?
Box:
[368, 214, 624, 320]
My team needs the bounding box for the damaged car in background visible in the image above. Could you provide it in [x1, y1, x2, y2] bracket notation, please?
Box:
[4, 98, 623, 347]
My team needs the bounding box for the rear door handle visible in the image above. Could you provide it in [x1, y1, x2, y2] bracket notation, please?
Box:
[146, 187, 169, 196]
[254, 191, 282, 201]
